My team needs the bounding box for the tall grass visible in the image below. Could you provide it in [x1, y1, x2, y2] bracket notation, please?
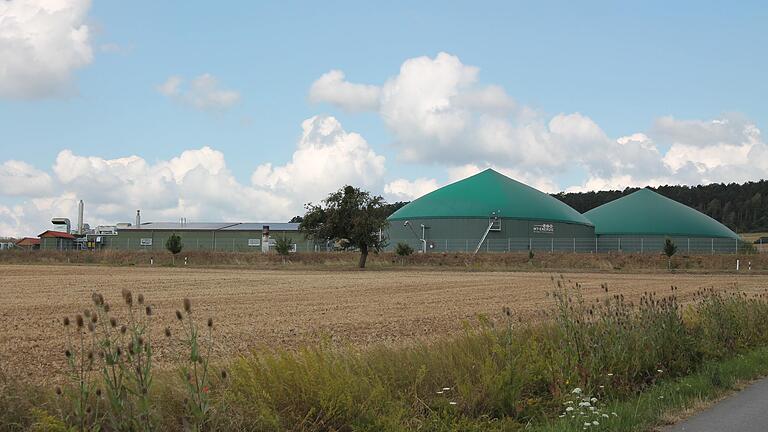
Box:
[5, 278, 768, 431]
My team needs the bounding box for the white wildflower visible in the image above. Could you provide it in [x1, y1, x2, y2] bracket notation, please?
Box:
[566, 407, 575, 412]
[449, 401, 457, 405]
[590, 397, 598, 403]
[572, 387, 583, 394]
[592, 420, 599, 426]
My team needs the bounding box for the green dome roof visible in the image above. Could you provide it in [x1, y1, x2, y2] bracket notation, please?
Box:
[388, 169, 593, 226]
[584, 188, 739, 239]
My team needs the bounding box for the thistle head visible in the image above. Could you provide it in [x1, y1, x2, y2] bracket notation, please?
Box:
[164, 327, 172, 338]
[207, 317, 213, 328]
[145, 305, 152, 316]
[137, 293, 145, 305]
[63, 316, 70, 327]
[110, 317, 117, 328]
[183, 298, 192, 314]
[75, 314, 84, 328]
[175, 310, 183, 321]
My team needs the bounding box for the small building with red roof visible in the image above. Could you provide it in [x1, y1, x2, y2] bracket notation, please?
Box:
[14, 237, 41, 250]
[38, 230, 77, 250]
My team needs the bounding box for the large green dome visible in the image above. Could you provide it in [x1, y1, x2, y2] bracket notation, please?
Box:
[584, 188, 739, 239]
[388, 169, 593, 226]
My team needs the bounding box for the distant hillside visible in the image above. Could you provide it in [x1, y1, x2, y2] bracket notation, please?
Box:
[553, 180, 768, 233]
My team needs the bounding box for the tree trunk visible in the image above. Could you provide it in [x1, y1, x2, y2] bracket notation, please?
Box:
[358, 243, 369, 268]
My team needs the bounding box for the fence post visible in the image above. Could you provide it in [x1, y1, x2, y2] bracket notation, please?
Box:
[595, 237, 598, 253]
[687, 238, 690, 253]
[618, 237, 622, 252]
[573, 237, 576, 253]
[551, 238, 554, 253]
[445, 239, 448, 251]
[508, 238, 511, 252]
[711, 238, 714, 255]
[641, 238, 644, 254]
[529, 238, 532, 252]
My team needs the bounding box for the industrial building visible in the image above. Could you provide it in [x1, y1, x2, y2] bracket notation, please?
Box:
[110, 222, 310, 252]
[584, 188, 742, 253]
[38, 230, 77, 250]
[24, 169, 748, 255]
[386, 169, 595, 252]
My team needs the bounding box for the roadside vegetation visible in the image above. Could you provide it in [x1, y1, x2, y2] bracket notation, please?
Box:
[4, 278, 768, 431]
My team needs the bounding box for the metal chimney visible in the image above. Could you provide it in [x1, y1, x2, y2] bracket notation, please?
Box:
[77, 200, 84, 234]
[136, 210, 141, 227]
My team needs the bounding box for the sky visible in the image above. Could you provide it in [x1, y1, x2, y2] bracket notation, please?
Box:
[1, 0, 767, 237]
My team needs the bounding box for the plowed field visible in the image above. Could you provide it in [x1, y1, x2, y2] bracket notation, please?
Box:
[1, 265, 766, 384]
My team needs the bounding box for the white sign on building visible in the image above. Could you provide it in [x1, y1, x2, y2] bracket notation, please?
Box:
[532, 223, 554, 234]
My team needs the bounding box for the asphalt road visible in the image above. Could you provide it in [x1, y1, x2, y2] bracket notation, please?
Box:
[665, 378, 768, 432]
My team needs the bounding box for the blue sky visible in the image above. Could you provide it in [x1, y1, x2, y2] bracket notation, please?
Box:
[0, 1, 767, 236]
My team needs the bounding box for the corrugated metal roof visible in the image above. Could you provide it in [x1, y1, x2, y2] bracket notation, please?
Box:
[388, 169, 593, 226]
[584, 188, 740, 239]
[122, 222, 300, 231]
[38, 230, 76, 239]
[220, 223, 300, 231]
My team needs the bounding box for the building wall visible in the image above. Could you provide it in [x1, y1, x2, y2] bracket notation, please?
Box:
[40, 237, 75, 250]
[386, 217, 595, 252]
[107, 230, 313, 252]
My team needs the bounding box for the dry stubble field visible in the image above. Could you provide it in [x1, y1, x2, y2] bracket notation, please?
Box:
[1, 264, 767, 384]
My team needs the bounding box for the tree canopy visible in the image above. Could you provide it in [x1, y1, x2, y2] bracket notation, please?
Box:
[299, 185, 389, 268]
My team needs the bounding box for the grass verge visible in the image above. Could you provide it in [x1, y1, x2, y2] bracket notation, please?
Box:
[536, 346, 768, 432]
[5, 279, 768, 431]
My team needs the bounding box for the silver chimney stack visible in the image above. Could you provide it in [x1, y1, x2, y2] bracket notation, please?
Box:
[77, 200, 84, 234]
[135, 210, 141, 227]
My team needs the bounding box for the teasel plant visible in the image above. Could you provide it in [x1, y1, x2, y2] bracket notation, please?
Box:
[72, 289, 157, 432]
[170, 297, 216, 432]
[61, 311, 100, 431]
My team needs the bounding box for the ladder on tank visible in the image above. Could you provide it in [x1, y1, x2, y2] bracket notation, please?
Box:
[474, 211, 501, 254]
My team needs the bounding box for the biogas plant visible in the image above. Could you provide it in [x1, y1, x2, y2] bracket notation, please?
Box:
[19, 169, 744, 254]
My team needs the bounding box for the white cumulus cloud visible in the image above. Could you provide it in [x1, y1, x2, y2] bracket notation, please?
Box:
[157, 74, 241, 110]
[0, 0, 93, 99]
[309, 70, 381, 112]
[252, 115, 386, 205]
[309, 53, 768, 194]
[384, 178, 440, 201]
[0, 160, 54, 197]
[0, 117, 387, 237]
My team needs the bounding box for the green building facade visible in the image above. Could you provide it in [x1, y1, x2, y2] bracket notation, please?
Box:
[104, 222, 317, 252]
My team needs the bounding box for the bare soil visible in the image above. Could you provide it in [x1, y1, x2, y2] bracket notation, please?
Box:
[1, 264, 767, 385]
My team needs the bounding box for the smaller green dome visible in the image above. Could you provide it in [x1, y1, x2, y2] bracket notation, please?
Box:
[584, 188, 739, 239]
[388, 169, 593, 226]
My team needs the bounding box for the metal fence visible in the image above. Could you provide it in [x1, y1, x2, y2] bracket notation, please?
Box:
[27, 236, 765, 255]
[384, 237, 761, 255]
